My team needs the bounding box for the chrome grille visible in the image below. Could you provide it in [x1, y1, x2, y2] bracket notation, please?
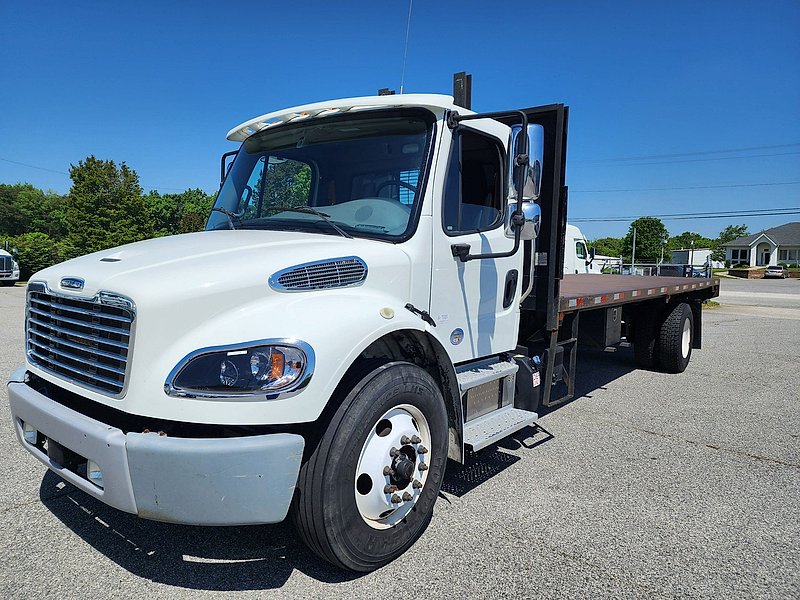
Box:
[0, 256, 11, 273]
[26, 286, 134, 396]
[269, 256, 367, 291]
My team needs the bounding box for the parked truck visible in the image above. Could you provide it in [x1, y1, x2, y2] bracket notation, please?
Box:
[563, 223, 602, 274]
[8, 93, 719, 572]
[0, 248, 20, 286]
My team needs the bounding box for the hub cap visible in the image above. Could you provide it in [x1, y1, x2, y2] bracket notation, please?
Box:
[354, 404, 432, 529]
[681, 316, 691, 358]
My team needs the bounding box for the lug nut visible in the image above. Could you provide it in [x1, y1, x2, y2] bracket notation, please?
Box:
[391, 494, 402, 504]
[411, 435, 421, 444]
[384, 484, 398, 494]
[402, 492, 413, 502]
[417, 445, 428, 454]
[401, 435, 411, 445]
[412, 480, 423, 489]
[389, 447, 399, 457]
[418, 463, 428, 472]
[383, 466, 395, 476]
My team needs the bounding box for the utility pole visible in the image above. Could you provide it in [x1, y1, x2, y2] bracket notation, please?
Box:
[631, 227, 636, 274]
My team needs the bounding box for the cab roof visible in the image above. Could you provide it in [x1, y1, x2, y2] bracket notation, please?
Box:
[226, 94, 469, 142]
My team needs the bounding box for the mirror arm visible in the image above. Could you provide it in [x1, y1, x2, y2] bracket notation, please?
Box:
[447, 109, 530, 263]
[220, 150, 239, 187]
[451, 225, 522, 263]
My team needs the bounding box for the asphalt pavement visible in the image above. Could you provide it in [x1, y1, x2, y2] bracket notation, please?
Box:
[1, 278, 798, 599]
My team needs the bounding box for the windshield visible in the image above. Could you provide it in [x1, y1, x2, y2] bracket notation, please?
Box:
[207, 109, 435, 240]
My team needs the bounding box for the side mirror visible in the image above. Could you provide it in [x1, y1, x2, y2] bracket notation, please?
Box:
[505, 123, 544, 241]
[504, 200, 541, 241]
[587, 246, 596, 263]
[508, 124, 544, 202]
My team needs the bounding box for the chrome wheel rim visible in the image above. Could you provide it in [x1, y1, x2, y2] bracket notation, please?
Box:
[354, 404, 432, 529]
[681, 317, 691, 358]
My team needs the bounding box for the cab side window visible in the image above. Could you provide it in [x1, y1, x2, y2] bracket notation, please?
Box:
[576, 241, 587, 260]
[443, 129, 505, 235]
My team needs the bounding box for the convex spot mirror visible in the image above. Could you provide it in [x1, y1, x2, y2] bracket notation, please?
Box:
[505, 123, 544, 241]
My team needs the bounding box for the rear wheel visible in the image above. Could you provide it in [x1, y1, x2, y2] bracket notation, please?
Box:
[291, 362, 448, 572]
[632, 309, 659, 368]
[657, 302, 694, 373]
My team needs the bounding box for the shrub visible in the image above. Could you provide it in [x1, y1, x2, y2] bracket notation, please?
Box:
[10, 232, 60, 280]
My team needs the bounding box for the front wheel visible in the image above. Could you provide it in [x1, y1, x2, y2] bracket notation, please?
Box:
[291, 362, 448, 572]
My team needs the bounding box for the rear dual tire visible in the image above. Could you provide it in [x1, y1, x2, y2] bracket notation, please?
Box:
[633, 302, 694, 373]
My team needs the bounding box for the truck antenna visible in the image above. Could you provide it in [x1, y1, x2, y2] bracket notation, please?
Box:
[399, 0, 413, 94]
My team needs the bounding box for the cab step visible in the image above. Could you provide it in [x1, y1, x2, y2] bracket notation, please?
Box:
[463, 406, 538, 452]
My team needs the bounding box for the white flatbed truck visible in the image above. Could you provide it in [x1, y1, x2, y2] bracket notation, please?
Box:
[8, 93, 719, 571]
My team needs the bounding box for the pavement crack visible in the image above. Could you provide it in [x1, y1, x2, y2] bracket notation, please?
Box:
[0, 488, 74, 517]
[613, 424, 799, 468]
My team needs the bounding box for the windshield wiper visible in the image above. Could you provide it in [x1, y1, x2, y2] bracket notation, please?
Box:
[210, 206, 242, 230]
[266, 205, 353, 239]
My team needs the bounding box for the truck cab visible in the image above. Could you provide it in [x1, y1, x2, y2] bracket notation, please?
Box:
[0, 248, 20, 286]
[563, 223, 601, 274]
[8, 93, 718, 572]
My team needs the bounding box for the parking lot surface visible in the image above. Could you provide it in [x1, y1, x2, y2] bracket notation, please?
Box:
[1, 278, 798, 599]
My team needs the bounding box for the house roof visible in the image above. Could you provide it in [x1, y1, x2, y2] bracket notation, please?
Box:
[723, 222, 800, 247]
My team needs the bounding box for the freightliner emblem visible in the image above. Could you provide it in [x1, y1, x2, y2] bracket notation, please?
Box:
[60, 277, 85, 290]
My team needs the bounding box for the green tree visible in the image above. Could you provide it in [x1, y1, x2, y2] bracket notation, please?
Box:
[10, 232, 60, 280]
[590, 236, 624, 257]
[668, 231, 714, 252]
[0, 184, 67, 239]
[144, 188, 215, 236]
[62, 157, 154, 260]
[712, 224, 749, 262]
[623, 217, 669, 262]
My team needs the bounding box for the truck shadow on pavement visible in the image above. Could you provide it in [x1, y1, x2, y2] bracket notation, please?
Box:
[37, 346, 637, 590]
[39, 472, 358, 590]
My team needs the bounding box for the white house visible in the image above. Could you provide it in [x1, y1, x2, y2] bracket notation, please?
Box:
[722, 222, 800, 266]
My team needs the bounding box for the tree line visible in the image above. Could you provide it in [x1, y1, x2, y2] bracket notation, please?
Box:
[0, 156, 215, 280]
[590, 217, 749, 265]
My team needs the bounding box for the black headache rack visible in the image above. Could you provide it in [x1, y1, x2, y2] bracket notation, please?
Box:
[495, 105, 572, 408]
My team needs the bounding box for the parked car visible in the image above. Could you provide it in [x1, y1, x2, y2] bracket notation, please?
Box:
[764, 265, 789, 279]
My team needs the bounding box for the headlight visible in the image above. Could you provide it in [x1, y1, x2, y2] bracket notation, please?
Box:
[166, 341, 313, 398]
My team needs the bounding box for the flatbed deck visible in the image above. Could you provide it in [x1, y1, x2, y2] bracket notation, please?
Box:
[559, 274, 720, 313]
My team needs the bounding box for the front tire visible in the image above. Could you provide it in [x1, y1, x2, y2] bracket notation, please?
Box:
[291, 362, 448, 572]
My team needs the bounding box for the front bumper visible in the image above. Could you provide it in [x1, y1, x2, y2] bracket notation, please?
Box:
[7, 371, 304, 526]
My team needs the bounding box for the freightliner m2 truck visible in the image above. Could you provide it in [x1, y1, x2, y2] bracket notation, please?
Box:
[8, 94, 719, 571]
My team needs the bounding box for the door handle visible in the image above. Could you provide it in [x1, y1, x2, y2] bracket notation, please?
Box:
[503, 270, 519, 309]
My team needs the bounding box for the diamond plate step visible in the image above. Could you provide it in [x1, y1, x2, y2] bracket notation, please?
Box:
[463, 406, 538, 452]
[456, 359, 518, 393]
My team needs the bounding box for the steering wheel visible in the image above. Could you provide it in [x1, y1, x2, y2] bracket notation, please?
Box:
[376, 179, 417, 195]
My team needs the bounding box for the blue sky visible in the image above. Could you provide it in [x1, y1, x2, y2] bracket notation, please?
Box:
[1, 0, 798, 239]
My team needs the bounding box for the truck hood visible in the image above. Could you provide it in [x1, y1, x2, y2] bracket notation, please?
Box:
[31, 230, 413, 308]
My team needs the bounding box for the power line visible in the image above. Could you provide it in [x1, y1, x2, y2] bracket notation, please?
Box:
[0, 157, 69, 175]
[575, 150, 800, 167]
[572, 142, 800, 163]
[572, 208, 800, 223]
[571, 181, 800, 193]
